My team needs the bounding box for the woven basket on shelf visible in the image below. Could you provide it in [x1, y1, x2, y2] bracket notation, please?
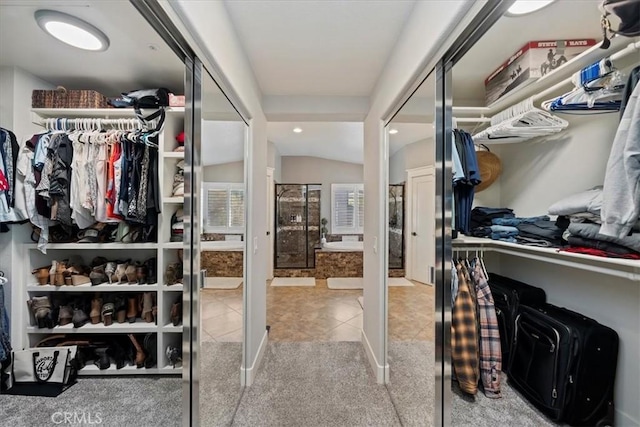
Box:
[32, 87, 110, 109]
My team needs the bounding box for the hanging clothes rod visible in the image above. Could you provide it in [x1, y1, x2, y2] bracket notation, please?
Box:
[453, 117, 492, 123]
[33, 116, 144, 131]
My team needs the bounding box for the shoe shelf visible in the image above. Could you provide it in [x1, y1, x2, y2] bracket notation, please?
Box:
[163, 196, 185, 204]
[27, 319, 158, 334]
[162, 324, 183, 332]
[163, 152, 185, 159]
[164, 284, 184, 292]
[26, 283, 160, 292]
[78, 364, 177, 376]
[24, 242, 159, 250]
[164, 242, 183, 249]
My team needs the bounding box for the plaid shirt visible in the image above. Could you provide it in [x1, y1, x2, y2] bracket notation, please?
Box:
[452, 262, 479, 395]
[472, 262, 502, 398]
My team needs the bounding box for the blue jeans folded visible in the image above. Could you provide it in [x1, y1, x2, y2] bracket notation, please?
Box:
[491, 232, 518, 240]
[492, 215, 550, 226]
[490, 225, 519, 234]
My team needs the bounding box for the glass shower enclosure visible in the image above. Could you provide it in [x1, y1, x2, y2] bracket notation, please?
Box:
[275, 184, 321, 269]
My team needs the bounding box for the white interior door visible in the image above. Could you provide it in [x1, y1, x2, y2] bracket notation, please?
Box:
[267, 168, 275, 279]
[410, 172, 435, 284]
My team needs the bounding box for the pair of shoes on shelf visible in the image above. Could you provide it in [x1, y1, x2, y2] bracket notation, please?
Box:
[27, 296, 54, 328]
[164, 262, 183, 286]
[127, 333, 157, 369]
[170, 298, 182, 327]
[126, 294, 156, 324]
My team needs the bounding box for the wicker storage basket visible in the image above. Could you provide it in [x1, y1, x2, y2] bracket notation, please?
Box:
[32, 87, 110, 109]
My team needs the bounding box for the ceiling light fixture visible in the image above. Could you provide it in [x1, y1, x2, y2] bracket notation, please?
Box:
[293, 127, 303, 133]
[389, 128, 399, 135]
[506, 0, 556, 16]
[35, 10, 110, 51]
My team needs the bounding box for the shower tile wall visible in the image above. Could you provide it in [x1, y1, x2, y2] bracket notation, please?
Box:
[275, 185, 320, 269]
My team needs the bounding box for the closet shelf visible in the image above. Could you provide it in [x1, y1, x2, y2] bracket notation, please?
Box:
[163, 152, 185, 159]
[163, 196, 184, 204]
[26, 319, 158, 334]
[26, 283, 159, 292]
[31, 107, 185, 119]
[78, 364, 181, 376]
[453, 236, 640, 281]
[453, 38, 640, 116]
[164, 284, 184, 292]
[162, 324, 183, 332]
[164, 242, 183, 249]
[25, 242, 158, 250]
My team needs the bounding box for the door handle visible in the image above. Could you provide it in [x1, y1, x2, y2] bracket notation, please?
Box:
[200, 269, 206, 289]
[412, 232, 417, 236]
[266, 231, 270, 236]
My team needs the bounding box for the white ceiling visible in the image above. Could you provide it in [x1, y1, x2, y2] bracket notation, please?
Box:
[268, 122, 363, 164]
[224, 0, 416, 96]
[0, 0, 184, 96]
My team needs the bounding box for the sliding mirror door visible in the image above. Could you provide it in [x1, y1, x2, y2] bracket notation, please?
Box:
[385, 70, 437, 425]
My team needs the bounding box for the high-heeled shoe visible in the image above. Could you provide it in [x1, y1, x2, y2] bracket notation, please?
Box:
[114, 296, 127, 324]
[55, 260, 68, 286]
[141, 293, 154, 323]
[58, 305, 73, 326]
[64, 264, 91, 286]
[124, 264, 137, 284]
[49, 260, 58, 286]
[72, 307, 89, 328]
[104, 262, 117, 284]
[102, 302, 114, 326]
[114, 260, 130, 284]
[94, 347, 110, 370]
[90, 298, 103, 324]
[170, 299, 182, 327]
[136, 262, 148, 285]
[32, 266, 51, 285]
[89, 264, 108, 286]
[29, 296, 53, 328]
[128, 334, 146, 368]
[126, 296, 138, 323]
[145, 258, 157, 284]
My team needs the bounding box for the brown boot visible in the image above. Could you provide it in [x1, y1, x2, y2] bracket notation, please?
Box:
[128, 334, 146, 368]
[55, 260, 68, 286]
[170, 300, 182, 327]
[31, 266, 51, 286]
[126, 296, 138, 323]
[90, 298, 102, 324]
[141, 292, 154, 323]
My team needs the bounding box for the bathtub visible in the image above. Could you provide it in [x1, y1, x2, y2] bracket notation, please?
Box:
[322, 241, 363, 252]
[201, 241, 245, 251]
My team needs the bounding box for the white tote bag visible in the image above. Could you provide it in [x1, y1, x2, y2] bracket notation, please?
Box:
[5, 346, 77, 396]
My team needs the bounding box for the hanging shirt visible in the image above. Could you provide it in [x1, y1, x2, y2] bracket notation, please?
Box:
[451, 262, 479, 395]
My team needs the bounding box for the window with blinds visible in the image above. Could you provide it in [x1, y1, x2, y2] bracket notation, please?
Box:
[202, 183, 245, 233]
[331, 183, 364, 234]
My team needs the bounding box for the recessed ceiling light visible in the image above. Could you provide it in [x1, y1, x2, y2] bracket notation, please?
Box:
[293, 127, 303, 133]
[506, 0, 556, 16]
[389, 128, 399, 135]
[35, 10, 110, 51]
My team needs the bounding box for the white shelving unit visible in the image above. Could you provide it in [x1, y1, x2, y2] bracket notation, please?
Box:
[453, 235, 640, 282]
[21, 107, 186, 376]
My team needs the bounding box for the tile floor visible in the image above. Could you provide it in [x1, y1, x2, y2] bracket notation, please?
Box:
[200, 279, 434, 343]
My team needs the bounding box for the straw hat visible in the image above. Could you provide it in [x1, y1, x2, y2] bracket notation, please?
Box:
[475, 149, 502, 192]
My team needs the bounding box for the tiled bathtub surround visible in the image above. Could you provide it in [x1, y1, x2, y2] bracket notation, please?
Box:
[315, 251, 363, 279]
[201, 251, 243, 277]
[202, 233, 243, 241]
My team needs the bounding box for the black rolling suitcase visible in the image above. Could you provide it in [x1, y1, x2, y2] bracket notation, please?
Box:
[487, 273, 547, 368]
[509, 304, 618, 426]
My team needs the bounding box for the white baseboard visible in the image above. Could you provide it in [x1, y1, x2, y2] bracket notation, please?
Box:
[241, 330, 268, 386]
[616, 408, 639, 427]
[361, 330, 388, 384]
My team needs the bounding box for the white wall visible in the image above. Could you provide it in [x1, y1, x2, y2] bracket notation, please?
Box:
[495, 113, 638, 425]
[203, 161, 244, 183]
[389, 138, 433, 184]
[267, 140, 281, 182]
[166, 0, 269, 386]
[280, 156, 363, 230]
[0, 66, 55, 349]
[362, 0, 477, 381]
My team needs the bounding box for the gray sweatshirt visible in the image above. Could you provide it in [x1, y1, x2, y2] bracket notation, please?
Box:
[600, 82, 640, 239]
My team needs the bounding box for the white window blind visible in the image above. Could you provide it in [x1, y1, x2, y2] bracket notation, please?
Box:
[331, 183, 364, 234]
[202, 183, 244, 233]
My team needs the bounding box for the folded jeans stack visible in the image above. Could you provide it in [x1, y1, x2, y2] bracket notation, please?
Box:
[516, 220, 565, 247]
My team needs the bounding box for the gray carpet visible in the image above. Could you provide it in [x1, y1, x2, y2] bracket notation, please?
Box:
[200, 342, 244, 426]
[231, 342, 401, 426]
[0, 377, 181, 427]
[387, 341, 435, 426]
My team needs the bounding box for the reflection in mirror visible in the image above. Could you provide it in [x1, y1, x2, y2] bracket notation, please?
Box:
[386, 70, 436, 425]
[198, 70, 247, 425]
[449, 1, 633, 425]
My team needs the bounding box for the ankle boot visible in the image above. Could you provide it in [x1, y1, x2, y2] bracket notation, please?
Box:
[141, 293, 154, 323]
[94, 348, 110, 370]
[104, 262, 117, 284]
[55, 260, 67, 286]
[128, 334, 146, 368]
[72, 307, 89, 328]
[124, 264, 137, 284]
[30, 296, 53, 328]
[90, 298, 103, 324]
[102, 302, 115, 326]
[58, 305, 73, 326]
[115, 296, 127, 323]
[143, 333, 157, 368]
[90, 265, 108, 286]
[49, 260, 58, 286]
[170, 300, 182, 327]
[126, 297, 138, 323]
[145, 258, 157, 284]
[114, 260, 130, 284]
[32, 266, 51, 286]
[136, 262, 148, 285]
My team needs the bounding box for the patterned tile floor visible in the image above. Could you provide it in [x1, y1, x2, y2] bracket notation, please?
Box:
[200, 279, 434, 343]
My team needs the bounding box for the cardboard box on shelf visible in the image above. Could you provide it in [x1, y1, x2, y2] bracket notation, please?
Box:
[485, 39, 596, 106]
[169, 93, 185, 107]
